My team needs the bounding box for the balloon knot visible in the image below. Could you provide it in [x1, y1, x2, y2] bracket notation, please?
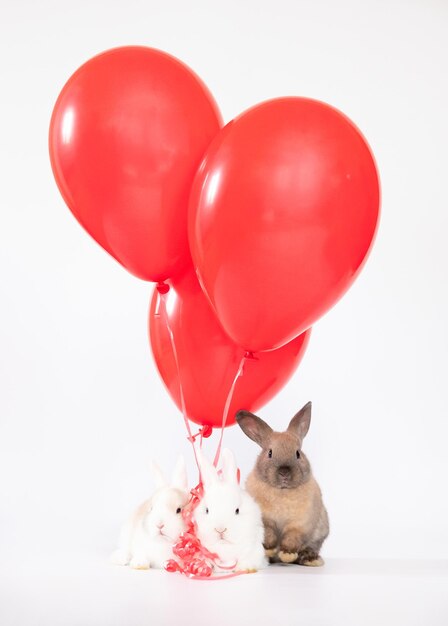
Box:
[156, 282, 170, 295]
[188, 425, 213, 443]
[201, 425, 213, 438]
[244, 351, 258, 360]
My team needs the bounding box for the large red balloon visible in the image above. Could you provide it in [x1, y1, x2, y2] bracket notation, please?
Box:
[149, 269, 310, 428]
[49, 46, 222, 282]
[189, 97, 380, 352]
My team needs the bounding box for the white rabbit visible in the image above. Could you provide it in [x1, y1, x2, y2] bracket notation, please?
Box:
[194, 448, 267, 572]
[110, 456, 189, 569]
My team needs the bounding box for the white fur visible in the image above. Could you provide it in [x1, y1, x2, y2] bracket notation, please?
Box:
[110, 456, 189, 569]
[194, 449, 267, 572]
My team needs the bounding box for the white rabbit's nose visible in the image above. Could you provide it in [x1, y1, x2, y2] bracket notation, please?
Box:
[157, 523, 165, 529]
[215, 527, 227, 535]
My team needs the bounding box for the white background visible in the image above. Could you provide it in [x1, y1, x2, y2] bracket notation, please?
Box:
[1, 0, 447, 624]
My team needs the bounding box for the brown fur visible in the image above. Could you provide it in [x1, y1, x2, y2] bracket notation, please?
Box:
[236, 402, 329, 566]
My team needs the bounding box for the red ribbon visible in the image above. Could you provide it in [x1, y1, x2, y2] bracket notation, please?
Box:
[187, 425, 213, 445]
[157, 284, 250, 581]
[164, 484, 245, 580]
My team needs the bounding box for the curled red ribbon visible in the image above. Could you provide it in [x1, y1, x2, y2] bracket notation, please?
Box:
[164, 484, 245, 580]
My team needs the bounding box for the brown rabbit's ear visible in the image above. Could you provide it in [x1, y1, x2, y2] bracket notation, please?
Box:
[288, 402, 312, 441]
[236, 410, 272, 447]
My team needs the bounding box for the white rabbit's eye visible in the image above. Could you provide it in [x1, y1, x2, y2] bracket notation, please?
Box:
[205, 507, 209, 514]
[176, 507, 182, 514]
[296, 450, 301, 459]
[268, 449, 272, 458]
[235, 508, 240, 515]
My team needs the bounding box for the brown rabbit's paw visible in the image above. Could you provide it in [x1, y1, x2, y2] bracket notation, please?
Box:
[278, 550, 299, 563]
[297, 549, 324, 567]
[245, 568, 258, 574]
[264, 548, 278, 558]
[302, 556, 324, 567]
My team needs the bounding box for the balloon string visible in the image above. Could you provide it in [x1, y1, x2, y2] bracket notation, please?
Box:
[158, 287, 200, 474]
[213, 353, 247, 467]
[158, 284, 253, 580]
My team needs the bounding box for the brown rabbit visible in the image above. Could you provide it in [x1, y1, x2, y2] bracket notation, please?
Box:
[236, 402, 329, 566]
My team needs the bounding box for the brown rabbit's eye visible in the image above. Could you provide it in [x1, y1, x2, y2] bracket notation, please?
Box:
[296, 450, 301, 459]
[235, 508, 240, 515]
[205, 507, 209, 514]
[268, 449, 272, 458]
[176, 507, 182, 514]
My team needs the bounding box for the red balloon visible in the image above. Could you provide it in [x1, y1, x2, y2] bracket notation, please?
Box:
[189, 97, 380, 351]
[49, 46, 222, 282]
[149, 269, 310, 428]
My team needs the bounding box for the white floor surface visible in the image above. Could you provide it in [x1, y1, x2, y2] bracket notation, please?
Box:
[1, 549, 447, 626]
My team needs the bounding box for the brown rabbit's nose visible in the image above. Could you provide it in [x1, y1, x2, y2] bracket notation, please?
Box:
[157, 523, 165, 529]
[278, 465, 292, 477]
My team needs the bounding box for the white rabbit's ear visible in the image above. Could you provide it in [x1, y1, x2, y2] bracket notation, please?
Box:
[220, 448, 238, 485]
[197, 448, 218, 489]
[150, 460, 167, 489]
[171, 455, 188, 492]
